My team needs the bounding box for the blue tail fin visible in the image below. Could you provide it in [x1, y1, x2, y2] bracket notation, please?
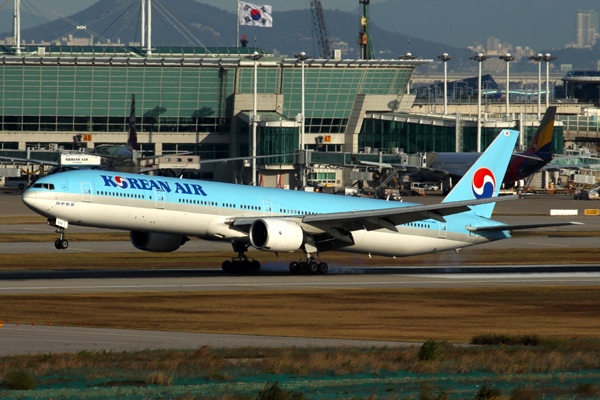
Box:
[442, 129, 519, 218]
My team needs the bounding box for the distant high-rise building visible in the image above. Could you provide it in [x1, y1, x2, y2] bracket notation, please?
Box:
[576, 10, 599, 47]
[486, 36, 500, 52]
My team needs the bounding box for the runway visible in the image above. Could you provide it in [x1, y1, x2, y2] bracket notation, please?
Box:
[1, 193, 600, 354]
[2, 268, 600, 294]
[0, 324, 416, 355]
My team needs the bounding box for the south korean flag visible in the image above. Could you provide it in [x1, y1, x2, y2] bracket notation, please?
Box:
[239, 2, 273, 28]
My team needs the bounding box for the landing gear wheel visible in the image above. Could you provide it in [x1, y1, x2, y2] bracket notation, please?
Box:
[54, 239, 61, 249]
[289, 261, 299, 274]
[232, 260, 242, 273]
[250, 260, 261, 272]
[298, 262, 309, 274]
[222, 260, 232, 273]
[317, 262, 328, 275]
[60, 239, 69, 249]
[308, 261, 319, 274]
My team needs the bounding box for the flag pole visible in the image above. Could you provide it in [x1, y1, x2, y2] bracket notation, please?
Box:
[236, 0, 239, 47]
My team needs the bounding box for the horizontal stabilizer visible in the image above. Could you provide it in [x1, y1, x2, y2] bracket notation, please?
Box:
[466, 221, 583, 232]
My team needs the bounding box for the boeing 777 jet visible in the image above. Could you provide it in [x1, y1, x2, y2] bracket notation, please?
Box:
[22, 129, 579, 274]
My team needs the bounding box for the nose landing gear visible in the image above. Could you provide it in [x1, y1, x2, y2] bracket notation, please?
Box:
[54, 228, 69, 250]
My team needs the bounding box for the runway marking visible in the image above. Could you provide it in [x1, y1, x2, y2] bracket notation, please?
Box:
[526, 242, 570, 247]
[413, 272, 600, 279]
[2, 277, 600, 291]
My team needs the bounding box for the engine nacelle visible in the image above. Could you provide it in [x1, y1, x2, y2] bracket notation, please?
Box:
[130, 231, 189, 253]
[249, 218, 304, 252]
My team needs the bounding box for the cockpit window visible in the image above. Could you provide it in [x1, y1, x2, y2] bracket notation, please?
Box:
[32, 183, 55, 190]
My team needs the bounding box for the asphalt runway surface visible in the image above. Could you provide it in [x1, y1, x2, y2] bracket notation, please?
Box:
[0, 324, 415, 355]
[2, 192, 600, 353]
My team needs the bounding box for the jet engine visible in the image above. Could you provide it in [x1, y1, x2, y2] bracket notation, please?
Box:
[130, 231, 189, 252]
[249, 219, 304, 252]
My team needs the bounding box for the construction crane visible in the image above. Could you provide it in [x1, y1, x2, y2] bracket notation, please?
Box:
[310, 0, 331, 59]
[358, 0, 375, 60]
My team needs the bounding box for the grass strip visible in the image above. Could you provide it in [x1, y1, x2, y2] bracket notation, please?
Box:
[0, 216, 46, 225]
[1, 287, 599, 342]
[2, 347, 600, 399]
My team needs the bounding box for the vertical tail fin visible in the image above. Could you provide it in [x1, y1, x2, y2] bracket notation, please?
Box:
[525, 106, 556, 154]
[128, 94, 139, 151]
[442, 129, 519, 218]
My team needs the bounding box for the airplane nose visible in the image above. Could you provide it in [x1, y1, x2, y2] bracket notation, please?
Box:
[22, 189, 37, 210]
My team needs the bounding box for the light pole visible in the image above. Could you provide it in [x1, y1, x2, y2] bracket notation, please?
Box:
[245, 51, 264, 185]
[470, 53, 488, 152]
[294, 52, 312, 188]
[529, 53, 544, 119]
[399, 53, 419, 94]
[437, 53, 453, 115]
[499, 53, 515, 118]
[543, 53, 557, 110]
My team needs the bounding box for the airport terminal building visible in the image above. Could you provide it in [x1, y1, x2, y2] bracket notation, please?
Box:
[0, 46, 427, 186]
[0, 46, 565, 188]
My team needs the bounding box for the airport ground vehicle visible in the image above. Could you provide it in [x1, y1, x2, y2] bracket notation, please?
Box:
[3, 176, 37, 191]
[574, 184, 600, 200]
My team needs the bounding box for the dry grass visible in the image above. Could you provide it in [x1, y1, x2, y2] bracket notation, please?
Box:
[0, 216, 45, 225]
[1, 247, 600, 271]
[1, 287, 600, 342]
[1, 343, 600, 383]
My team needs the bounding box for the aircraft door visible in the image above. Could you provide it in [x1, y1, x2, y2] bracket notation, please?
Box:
[262, 200, 272, 215]
[81, 182, 92, 202]
[438, 222, 447, 239]
[155, 189, 165, 209]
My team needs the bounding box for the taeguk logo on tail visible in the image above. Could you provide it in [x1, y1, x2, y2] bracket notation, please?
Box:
[471, 168, 496, 199]
[114, 176, 130, 189]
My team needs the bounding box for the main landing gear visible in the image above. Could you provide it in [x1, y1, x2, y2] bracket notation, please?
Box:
[54, 228, 68, 250]
[222, 242, 261, 273]
[289, 257, 328, 275]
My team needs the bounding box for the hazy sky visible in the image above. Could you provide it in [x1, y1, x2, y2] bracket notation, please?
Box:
[30, 0, 384, 15]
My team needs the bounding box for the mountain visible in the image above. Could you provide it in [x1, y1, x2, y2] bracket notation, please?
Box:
[0, 0, 474, 63]
[370, 0, 600, 50]
[2, 0, 597, 71]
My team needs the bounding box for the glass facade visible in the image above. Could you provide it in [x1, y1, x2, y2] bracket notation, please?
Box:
[0, 60, 413, 140]
[237, 67, 411, 135]
[0, 65, 233, 133]
[258, 126, 298, 164]
[359, 119, 456, 153]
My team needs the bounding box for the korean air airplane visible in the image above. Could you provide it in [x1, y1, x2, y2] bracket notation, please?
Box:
[22, 129, 578, 274]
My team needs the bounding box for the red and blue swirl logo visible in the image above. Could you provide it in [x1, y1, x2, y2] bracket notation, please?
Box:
[114, 176, 130, 189]
[250, 8, 262, 20]
[471, 168, 496, 199]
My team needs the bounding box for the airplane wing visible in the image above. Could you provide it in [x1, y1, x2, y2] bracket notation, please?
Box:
[232, 195, 518, 233]
[466, 222, 583, 232]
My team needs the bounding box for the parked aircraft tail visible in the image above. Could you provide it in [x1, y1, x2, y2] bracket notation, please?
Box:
[127, 94, 139, 151]
[525, 106, 556, 154]
[442, 129, 519, 218]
